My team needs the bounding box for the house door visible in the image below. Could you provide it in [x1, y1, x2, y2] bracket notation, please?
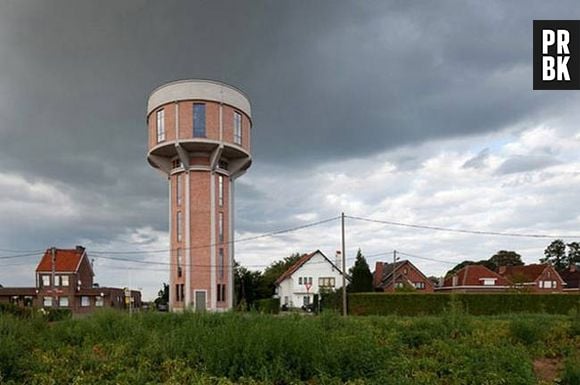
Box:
[195, 291, 206, 311]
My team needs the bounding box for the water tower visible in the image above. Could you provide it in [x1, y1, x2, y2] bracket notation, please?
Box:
[147, 80, 252, 311]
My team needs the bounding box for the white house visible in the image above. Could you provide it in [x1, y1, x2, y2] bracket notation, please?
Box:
[274, 250, 346, 308]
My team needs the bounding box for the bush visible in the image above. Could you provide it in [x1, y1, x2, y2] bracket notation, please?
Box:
[349, 293, 580, 316]
[43, 308, 72, 321]
[253, 298, 280, 314]
[509, 318, 546, 346]
[561, 355, 580, 385]
[0, 303, 33, 318]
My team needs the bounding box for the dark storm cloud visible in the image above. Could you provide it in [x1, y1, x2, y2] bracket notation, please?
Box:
[0, 0, 579, 278]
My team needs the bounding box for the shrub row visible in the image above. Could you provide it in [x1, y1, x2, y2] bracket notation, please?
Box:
[348, 293, 580, 316]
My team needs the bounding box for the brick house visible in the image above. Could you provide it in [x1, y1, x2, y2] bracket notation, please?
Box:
[374, 260, 435, 292]
[498, 264, 565, 293]
[0, 246, 141, 314]
[560, 265, 580, 292]
[437, 264, 511, 292]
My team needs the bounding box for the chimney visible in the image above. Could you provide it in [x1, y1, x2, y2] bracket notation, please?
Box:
[76, 245, 85, 253]
[374, 262, 384, 289]
[498, 266, 507, 275]
[452, 275, 458, 287]
[335, 250, 342, 269]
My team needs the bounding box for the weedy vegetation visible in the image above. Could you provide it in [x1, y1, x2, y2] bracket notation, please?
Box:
[0, 307, 578, 385]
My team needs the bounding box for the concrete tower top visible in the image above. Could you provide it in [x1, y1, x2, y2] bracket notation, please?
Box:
[147, 79, 252, 119]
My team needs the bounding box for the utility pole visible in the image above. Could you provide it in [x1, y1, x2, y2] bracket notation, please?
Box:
[392, 249, 398, 292]
[341, 212, 347, 316]
[51, 246, 56, 308]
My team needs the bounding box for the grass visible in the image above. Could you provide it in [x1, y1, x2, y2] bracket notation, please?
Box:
[0, 310, 578, 384]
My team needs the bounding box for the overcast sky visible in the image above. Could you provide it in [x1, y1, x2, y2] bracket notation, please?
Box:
[1, 1, 580, 300]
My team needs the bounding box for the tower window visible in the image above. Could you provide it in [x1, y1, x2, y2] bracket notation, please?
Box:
[156, 109, 165, 142]
[176, 211, 182, 242]
[177, 248, 182, 278]
[217, 283, 226, 302]
[234, 111, 242, 145]
[219, 248, 225, 279]
[193, 103, 206, 137]
[218, 175, 224, 207]
[176, 174, 182, 206]
[218, 212, 224, 242]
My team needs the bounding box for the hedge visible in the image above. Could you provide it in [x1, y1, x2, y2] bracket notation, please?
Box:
[348, 293, 580, 316]
[254, 298, 280, 314]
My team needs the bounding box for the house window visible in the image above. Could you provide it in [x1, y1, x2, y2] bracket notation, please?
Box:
[284, 296, 289, 305]
[81, 296, 90, 307]
[60, 275, 69, 287]
[234, 111, 242, 145]
[218, 212, 224, 242]
[218, 175, 224, 207]
[193, 103, 206, 137]
[395, 282, 404, 288]
[319, 277, 336, 288]
[156, 109, 165, 142]
[219, 248, 225, 279]
[43, 297, 53, 307]
[176, 211, 182, 242]
[482, 279, 496, 286]
[308, 277, 312, 285]
[42, 275, 50, 287]
[96, 296, 104, 307]
[540, 281, 557, 289]
[414, 282, 425, 289]
[298, 277, 303, 285]
[303, 296, 310, 306]
[59, 297, 69, 307]
[176, 174, 182, 206]
[176, 284, 182, 302]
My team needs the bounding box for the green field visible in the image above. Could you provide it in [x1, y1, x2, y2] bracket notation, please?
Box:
[1, 309, 579, 385]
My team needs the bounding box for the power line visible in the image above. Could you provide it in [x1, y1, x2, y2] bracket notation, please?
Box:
[347, 215, 580, 239]
[0, 251, 44, 260]
[90, 216, 340, 255]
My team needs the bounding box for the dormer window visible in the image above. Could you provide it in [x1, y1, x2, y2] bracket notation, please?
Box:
[481, 278, 496, 286]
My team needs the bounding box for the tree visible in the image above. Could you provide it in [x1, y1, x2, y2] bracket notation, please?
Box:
[541, 239, 567, 270]
[348, 249, 373, 292]
[488, 250, 524, 270]
[567, 242, 580, 266]
[261, 253, 302, 296]
[154, 283, 169, 307]
[233, 261, 269, 310]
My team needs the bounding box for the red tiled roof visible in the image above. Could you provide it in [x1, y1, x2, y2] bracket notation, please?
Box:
[443, 264, 511, 287]
[274, 251, 317, 285]
[35, 247, 86, 272]
[499, 264, 554, 283]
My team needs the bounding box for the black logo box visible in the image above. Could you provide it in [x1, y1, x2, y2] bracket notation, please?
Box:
[533, 20, 580, 90]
